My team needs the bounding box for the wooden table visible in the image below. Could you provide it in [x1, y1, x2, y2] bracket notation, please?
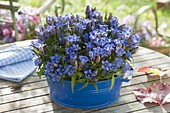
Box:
[0, 41, 170, 113]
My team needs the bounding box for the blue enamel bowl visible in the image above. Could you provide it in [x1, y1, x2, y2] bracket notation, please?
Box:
[47, 75, 127, 109]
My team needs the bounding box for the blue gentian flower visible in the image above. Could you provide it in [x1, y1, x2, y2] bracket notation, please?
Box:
[79, 55, 89, 66]
[122, 63, 131, 74]
[44, 70, 51, 79]
[89, 50, 99, 60]
[122, 26, 133, 38]
[50, 54, 62, 64]
[84, 70, 96, 79]
[82, 33, 89, 42]
[116, 47, 125, 56]
[31, 39, 44, 49]
[109, 63, 117, 72]
[56, 65, 67, 76]
[65, 65, 75, 76]
[100, 49, 109, 58]
[46, 15, 53, 25]
[102, 60, 112, 71]
[65, 34, 80, 44]
[109, 17, 118, 28]
[65, 44, 80, 54]
[51, 71, 62, 81]
[98, 25, 108, 31]
[74, 22, 86, 34]
[33, 56, 42, 66]
[64, 55, 71, 65]
[85, 42, 94, 52]
[103, 43, 114, 55]
[126, 51, 132, 59]
[43, 29, 50, 38]
[123, 39, 129, 47]
[72, 44, 80, 51]
[89, 11, 101, 19]
[130, 34, 141, 48]
[93, 47, 101, 55]
[31, 6, 142, 85]
[93, 37, 108, 47]
[113, 39, 122, 46]
[70, 52, 77, 63]
[114, 58, 124, 68]
[45, 61, 54, 72]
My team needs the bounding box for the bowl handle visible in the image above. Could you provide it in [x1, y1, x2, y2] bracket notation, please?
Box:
[121, 69, 134, 82]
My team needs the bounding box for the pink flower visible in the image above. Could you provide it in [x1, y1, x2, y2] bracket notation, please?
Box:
[16, 21, 26, 33]
[3, 28, 12, 36]
[18, 33, 25, 41]
[150, 37, 165, 48]
[29, 15, 41, 23]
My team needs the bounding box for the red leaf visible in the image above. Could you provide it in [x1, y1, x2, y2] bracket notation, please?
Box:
[138, 66, 162, 73]
[132, 83, 170, 105]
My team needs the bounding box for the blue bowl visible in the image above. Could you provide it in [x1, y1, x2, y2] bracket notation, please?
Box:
[47, 75, 125, 109]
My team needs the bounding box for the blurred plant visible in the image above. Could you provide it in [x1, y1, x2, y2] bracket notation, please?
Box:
[121, 14, 169, 48]
[0, 6, 41, 43]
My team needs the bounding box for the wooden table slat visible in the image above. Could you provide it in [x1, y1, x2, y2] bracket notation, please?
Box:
[134, 103, 170, 113]
[0, 40, 170, 113]
[0, 52, 169, 89]
[1, 77, 170, 113]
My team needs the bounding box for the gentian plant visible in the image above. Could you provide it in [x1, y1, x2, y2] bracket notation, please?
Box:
[31, 6, 141, 92]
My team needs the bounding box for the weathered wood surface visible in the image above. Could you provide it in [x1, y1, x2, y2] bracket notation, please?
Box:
[0, 41, 170, 113]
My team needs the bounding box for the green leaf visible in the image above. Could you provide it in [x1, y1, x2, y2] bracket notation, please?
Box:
[78, 81, 89, 91]
[116, 70, 122, 76]
[91, 82, 98, 92]
[71, 75, 76, 93]
[75, 78, 86, 84]
[57, 47, 65, 52]
[77, 72, 84, 79]
[110, 76, 115, 90]
[33, 48, 40, 55]
[62, 55, 65, 64]
[37, 65, 45, 79]
[61, 78, 64, 87]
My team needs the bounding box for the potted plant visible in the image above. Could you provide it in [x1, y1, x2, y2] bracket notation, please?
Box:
[30, 6, 141, 109]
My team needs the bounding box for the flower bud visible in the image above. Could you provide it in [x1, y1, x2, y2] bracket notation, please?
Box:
[51, 28, 56, 35]
[54, 63, 58, 67]
[108, 13, 113, 20]
[86, 22, 91, 32]
[85, 5, 90, 18]
[56, 27, 60, 35]
[98, 13, 102, 20]
[39, 47, 43, 53]
[74, 60, 78, 70]
[104, 12, 108, 22]
[52, 45, 57, 53]
[95, 55, 100, 63]
[43, 46, 48, 54]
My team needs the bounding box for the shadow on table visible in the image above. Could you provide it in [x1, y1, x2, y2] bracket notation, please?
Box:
[144, 103, 170, 113]
[50, 99, 83, 113]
